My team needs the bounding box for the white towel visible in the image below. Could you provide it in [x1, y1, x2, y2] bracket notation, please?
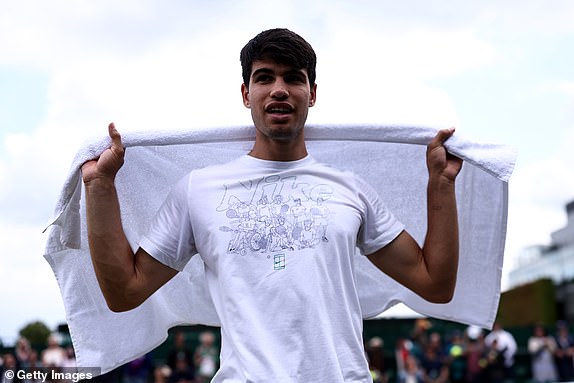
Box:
[43, 124, 515, 374]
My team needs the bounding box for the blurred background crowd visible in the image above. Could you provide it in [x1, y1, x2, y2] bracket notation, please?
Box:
[2, 318, 574, 383]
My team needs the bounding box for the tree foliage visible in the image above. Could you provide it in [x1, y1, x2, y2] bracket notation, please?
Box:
[19, 321, 51, 347]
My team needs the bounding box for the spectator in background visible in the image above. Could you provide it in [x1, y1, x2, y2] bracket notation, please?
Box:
[168, 357, 195, 383]
[41, 335, 66, 369]
[410, 319, 432, 361]
[366, 337, 387, 383]
[446, 331, 466, 383]
[481, 339, 506, 383]
[166, 331, 194, 375]
[12, 339, 43, 383]
[465, 325, 485, 383]
[23, 350, 43, 383]
[485, 322, 517, 381]
[428, 332, 446, 356]
[528, 324, 558, 383]
[420, 340, 449, 383]
[554, 321, 574, 382]
[62, 347, 76, 369]
[194, 332, 218, 382]
[1, 353, 23, 383]
[395, 338, 415, 377]
[398, 354, 424, 383]
[152, 365, 171, 383]
[123, 353, 154, 383]
[14, 338, 32, 368]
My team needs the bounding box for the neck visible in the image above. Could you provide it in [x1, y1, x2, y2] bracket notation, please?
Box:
[249, 133, 308, 161]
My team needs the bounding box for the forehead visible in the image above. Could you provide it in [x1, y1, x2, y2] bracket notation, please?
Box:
[250, 59, 309, 78]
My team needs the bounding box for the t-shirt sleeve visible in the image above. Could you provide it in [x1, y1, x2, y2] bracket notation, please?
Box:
[139, 174, 197, 271]
[354, 175, 405, 255]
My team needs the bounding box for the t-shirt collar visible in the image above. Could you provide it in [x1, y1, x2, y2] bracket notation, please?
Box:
[240, 154, 315, 170]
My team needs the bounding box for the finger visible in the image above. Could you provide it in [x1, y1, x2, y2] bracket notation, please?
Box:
[107, 122, 125, 157]
[428, 127, 455, 150]
[108, 122, 122, 147]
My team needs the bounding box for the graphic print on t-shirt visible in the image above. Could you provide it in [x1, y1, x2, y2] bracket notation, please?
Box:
[217, 174, 333, 256]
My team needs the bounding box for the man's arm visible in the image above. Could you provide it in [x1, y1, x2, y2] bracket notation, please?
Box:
[82, 123, 178, 312]
[367, 128, 463, 303]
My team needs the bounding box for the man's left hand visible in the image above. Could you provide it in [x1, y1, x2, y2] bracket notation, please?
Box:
[426, 128, 463, 183]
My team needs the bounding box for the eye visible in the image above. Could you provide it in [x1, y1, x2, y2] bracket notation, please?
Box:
[254, 74, 273, 83]
[285, 74, 306, 84]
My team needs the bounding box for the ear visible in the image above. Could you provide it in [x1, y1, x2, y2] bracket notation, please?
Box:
[241, 83, 250, 108]
[309, 83, 317, 107]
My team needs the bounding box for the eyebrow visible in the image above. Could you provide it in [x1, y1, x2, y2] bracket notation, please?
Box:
[251, 67, 307, 79]
[251, 68, 274, 78]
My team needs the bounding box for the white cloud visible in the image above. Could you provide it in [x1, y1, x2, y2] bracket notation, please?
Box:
[503, 127, 574, 275]
[0, 131, 70, 224]
[309, 24, 496, 127]
[557, 81, 574, 96]
[0, 221, 65, 343]
[473, 0, 574, 35]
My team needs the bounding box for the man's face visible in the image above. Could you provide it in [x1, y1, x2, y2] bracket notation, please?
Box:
[241, 59, 317, 143]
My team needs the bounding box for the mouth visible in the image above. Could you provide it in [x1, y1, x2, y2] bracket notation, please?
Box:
[265, 103, 294, 115]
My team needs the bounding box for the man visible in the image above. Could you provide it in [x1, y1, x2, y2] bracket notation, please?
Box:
[81, 28, 462, 382]
[484, 322, 518, 381]
[554, 321, 574, 381]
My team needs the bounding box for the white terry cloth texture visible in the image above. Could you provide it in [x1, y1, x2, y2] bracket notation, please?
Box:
[44, 124, 515, 374]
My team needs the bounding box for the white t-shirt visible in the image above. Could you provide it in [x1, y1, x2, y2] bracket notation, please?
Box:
[140, 155, 404, 382]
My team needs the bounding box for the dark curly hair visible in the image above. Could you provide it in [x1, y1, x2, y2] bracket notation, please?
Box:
[240, 28, 316, 88]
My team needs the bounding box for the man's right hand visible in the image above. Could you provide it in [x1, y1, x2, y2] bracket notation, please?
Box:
[82, 122, 178, 312]
[81, 122, 125, 184]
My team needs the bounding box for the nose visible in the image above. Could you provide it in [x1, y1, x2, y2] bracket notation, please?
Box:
[270, 79, 289, 99]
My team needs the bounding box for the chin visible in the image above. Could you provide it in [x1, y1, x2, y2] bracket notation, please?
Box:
[269, 127, 303, 142]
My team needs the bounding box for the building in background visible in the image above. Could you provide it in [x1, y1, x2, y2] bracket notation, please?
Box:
[507, 200, 574, 323]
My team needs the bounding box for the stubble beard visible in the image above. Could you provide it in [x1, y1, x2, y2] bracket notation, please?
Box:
[266, 123, 304, 142]
[256, 115, 305, 144]
[255, 110, 307, 144]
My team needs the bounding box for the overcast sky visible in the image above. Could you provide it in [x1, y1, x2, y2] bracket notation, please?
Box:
[1, 0, 573, 345]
